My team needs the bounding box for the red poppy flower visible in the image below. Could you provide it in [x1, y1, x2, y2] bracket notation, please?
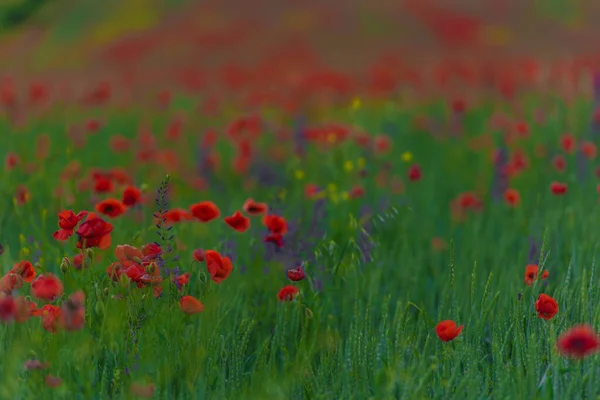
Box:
[115, 244, 144, 262]
[24, 359, 50, 371]
[95, 198, 127, 218]
[0, 273, 23, 293]
[264, 233, 284, 248]
[560, 133, 576, 154]
[435, 320, 463, 342]
[142, 243, 162, 259]
[504, 188, 520, 207]
[579, 140, 596, 159]
[44, 375, 62, 388]
[277, 285, 299, 302]
[31, 274, 64, 301]
[242, 198, 268, 215]
[408, 164, 422, 181]
[224, 211, 251, 233]
[205, 250, 233, 284]
[373, 135, 392, 155]
[94, 176, 113, 193]
[189, 201, 221, 222]
[0, 295, 16, 322]
[180, 295, 204, 315]
[304, 183, 322, 199]
[39, 304, 63, 333]
[163, 208, 194, 225]
[174, 273, 190, 288]
[552, 155, 566, 172]
[15, 185, 30, 206]
[349, 185, 365, 199]
[557, 325, 600, 359]
[122, 186, 142, 206]
[193, 248, 205, 262]
[76, 212, 113, 249]
[5, 152, 20, 171]
[53, 210, 88, 241]
[263, 214, 288, 235]
[524, 264, 549, 286]
[10, 260, 36, 283]
[535, 294, 559, 320]
[14, 296, 37, 323]
[550, 181, 567, 195]
[287, 266, 305, 281]
[73, 254, 84, 270]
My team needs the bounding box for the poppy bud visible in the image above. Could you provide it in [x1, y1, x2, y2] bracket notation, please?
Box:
[60, 261, 69, 274]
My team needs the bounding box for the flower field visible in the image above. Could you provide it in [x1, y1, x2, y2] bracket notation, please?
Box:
[3, 0, 600, 399]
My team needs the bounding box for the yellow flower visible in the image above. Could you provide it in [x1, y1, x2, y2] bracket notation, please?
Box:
[343, 161, 354, 172]
[294, 170, 305, 180]
[351, 97, 361, 110]
[357, 157, 366, 169]
[341, 191, 349, 200]
[327, 183, 337, 192]
[401, 152, 413, 162]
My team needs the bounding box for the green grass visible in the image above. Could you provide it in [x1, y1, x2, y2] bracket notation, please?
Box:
[0, 91, 600, 399]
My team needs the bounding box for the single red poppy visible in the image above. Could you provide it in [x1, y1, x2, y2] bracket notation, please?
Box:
[264, 233, 284, 248]
[93, 176, 113, 193]
[180, 295, 204, 315]
[193, 248, 205, 262]
[44, 375, 62, 388]
[504, 188, 520, 207]
[550, 181, 567, 195]
[174, 273, 190, 288]
[524, 264, 549, 286]
[535, 294, 559, 320]
[349, 185, 365, 199]
[190, 201, 221, 222]
[76, 212, 113, 249]
[205, 250, 233, 284]
[31, 274, 64, 301]
[287, 266, 305, 281]
[557, 325, 600, 359]
[552, 155, 566, 172]
[122, 186, 142, 206]
[0, 295, 16, 322]
[560, 133, 576, 154]
[95, 198, 127, 218]
[278, 285, 299, 302]
[435, 320, 463, 342]
[242, 198, 268, 215]
[408, 164, 422, 181]
[581, 141, 597, 159]
[224, 211, 251, 233]
[263, 214, 288, 235]
[53, 210, 88, 241]
[163, 208, 194, 225]
[5, 152, 20, 171]
[10, 260, 36, 283]
[142, 243, 162, 259]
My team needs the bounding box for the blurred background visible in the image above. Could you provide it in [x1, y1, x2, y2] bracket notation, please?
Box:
[0, 0, 599, 102]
